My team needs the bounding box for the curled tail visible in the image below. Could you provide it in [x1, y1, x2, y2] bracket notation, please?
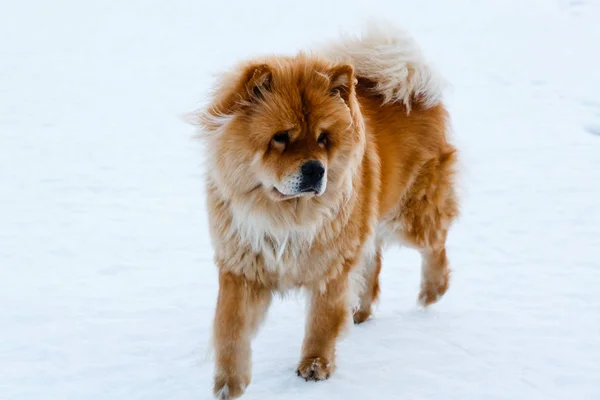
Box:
[318, 22, 444, 111]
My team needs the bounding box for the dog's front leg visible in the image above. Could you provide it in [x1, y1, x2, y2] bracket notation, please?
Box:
[297, 270, 350, 381]
[213, 271, 271, 399]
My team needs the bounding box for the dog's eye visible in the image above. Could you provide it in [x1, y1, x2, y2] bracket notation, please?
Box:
[318, 132, 328, 147]
[272, 131, 290, 145]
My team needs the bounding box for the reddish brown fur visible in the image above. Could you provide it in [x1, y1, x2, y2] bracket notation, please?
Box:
[198, 50, 458, 399]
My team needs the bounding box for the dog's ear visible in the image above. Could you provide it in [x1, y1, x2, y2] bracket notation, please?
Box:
[196, 63, 273, 132]
[328, 64, 356, 103]
[243, 64, 272, 102]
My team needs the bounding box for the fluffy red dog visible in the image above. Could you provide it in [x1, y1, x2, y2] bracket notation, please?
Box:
[196, 25, 459, 399]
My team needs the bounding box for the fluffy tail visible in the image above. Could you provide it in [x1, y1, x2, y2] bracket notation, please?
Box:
[318, 22, 444, 111]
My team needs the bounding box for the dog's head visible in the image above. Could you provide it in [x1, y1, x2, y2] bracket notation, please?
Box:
[197, 54, 365, 214]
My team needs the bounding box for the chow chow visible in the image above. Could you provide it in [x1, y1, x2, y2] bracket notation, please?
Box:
[195, 24, 459, 399]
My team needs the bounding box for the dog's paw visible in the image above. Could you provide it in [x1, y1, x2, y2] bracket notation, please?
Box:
[418, 270, 450, 307]
[213, 373, 249, 399]
[353, 309, 372, 324]
[296, 357, 334, 381]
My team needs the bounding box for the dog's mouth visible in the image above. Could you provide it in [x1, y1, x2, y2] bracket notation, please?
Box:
[271, 187, 318, 201]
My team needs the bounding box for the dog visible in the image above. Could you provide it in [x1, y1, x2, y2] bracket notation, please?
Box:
[195, 24, 459, 399]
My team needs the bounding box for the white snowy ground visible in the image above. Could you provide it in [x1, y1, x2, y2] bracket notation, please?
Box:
[1, 0, 600, 399]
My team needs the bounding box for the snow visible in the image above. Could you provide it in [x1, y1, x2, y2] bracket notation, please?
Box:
[1, 0, 600, 399]
[585, 123, 600, 136]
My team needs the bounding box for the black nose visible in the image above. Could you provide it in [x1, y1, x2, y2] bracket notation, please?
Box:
[300, 160, 325, 190]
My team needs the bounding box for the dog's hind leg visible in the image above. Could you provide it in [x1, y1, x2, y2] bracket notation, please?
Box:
[353, 249, 382, 324]
[418, 247, 450, 306]
[397, 151, 459, 306]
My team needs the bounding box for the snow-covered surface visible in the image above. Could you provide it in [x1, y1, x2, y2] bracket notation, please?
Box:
[2, 1, 600, 399]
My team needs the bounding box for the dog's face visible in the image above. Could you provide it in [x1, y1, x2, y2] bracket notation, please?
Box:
[200, 55, 363, 207]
